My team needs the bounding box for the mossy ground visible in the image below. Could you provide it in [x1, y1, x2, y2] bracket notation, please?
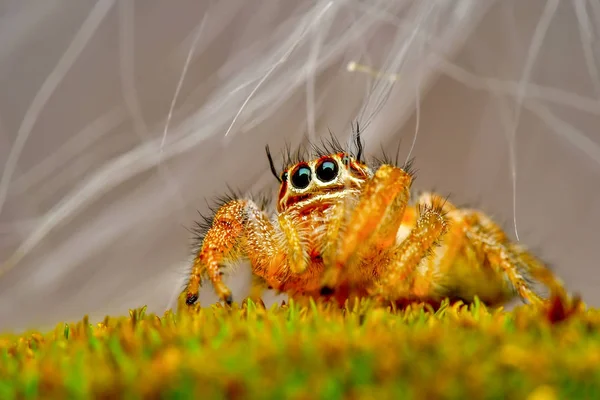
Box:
[0, 296, 598, 399]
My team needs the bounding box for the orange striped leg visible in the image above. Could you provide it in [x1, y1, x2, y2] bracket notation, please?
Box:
[461, 211, 558, 305]
[184, 199, 284, 305]
[376, 201, 448, 300]
[322, 164, 413, 288]
[278, 212, 307, 274]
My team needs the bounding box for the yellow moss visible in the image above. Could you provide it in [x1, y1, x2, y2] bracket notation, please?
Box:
[0, 297, 598, 399]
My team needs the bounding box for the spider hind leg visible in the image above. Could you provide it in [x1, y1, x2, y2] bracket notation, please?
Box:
[408, 197, 566, 306]
[457, 211, 563, 305]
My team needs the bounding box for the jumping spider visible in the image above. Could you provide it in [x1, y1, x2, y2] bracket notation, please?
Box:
[183, 128, 565, 308]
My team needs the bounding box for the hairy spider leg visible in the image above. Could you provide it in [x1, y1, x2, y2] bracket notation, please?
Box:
[460, 211, 560, 304]
[460, 214, 544, 304]
[471, 211, 567, 300]
[402, 195, 564, 305]
[277, 212, 308, 274]
[321, 164, 413, 288]
[509, 244, 567, 299]
[321, 196, 348, 269]
[374, 198, 448, 300]
[184, 199, 287, 305]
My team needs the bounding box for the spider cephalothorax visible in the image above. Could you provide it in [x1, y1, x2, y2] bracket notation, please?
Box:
[182, 129, 566, 308]
[275, 152, 370, 213]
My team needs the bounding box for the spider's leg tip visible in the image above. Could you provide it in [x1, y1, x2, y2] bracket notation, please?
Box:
[320, 286, 335, 296]
[224, 293, 233, 306]
[185, 293, 199, 305]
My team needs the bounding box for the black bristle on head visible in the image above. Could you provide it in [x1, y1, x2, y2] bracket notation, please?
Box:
[281, 142, 309, 171]
[265, 145, 281, 183]
[351, 121, 364, 163]
[312, 128, 346, 158]
[311, 123, 367, 162]
[275, 122, 367, 168]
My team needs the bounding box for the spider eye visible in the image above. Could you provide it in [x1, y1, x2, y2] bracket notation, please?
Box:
[281, 171, 288, 182]
[341, 155, 350, 166]
[291, 165, 311, 189]
[315, 158, 339, 182]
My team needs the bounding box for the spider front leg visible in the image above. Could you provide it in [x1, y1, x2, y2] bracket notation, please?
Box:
[322, 164, 412, 288]
[184, 199, 285, 306]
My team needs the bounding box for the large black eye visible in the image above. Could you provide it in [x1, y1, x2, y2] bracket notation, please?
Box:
[316, 158, 339, 182]
[291, 165, 311, 189]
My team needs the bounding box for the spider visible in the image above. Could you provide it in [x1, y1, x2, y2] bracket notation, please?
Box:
[182, 128, 566, 308]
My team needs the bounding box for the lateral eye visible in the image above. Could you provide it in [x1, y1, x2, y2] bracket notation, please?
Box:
[315, 158, 339, 182]
[291, 165, 311, 189]
[341, 154, 350, 166]
[281, 171, 288, 182]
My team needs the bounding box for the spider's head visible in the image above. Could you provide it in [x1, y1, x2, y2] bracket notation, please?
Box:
[272, 152, 372, 212]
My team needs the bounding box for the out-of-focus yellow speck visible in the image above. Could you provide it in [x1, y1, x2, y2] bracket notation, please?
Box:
[527, 385, 557, 400]
[152, 347, 181, 377]
[499, 344, 529, 367]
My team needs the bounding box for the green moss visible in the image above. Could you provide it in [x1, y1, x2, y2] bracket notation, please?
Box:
[0, 298, 598, 399]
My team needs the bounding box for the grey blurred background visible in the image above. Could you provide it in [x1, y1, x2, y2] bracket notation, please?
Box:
[0, 0, 599, 331]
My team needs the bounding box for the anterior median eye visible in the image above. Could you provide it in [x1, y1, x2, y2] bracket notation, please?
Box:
[315, 158, 339, 182]
[291, 165, 311, 189]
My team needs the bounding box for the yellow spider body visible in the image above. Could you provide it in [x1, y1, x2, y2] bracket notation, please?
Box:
[183, 133, 565, 308]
